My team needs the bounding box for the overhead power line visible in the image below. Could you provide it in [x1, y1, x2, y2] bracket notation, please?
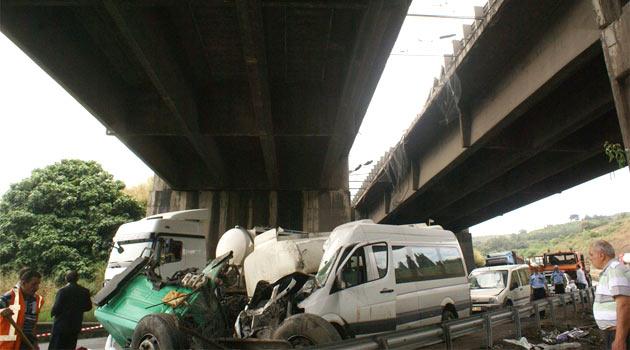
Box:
[406, 13, 479, 20]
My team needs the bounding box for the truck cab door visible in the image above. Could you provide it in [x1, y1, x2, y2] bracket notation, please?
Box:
[333, 243, 396, 335]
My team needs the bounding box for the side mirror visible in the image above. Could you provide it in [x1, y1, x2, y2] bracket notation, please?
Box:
[510, 282, 518, 291]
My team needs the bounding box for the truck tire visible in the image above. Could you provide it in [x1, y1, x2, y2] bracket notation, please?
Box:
[272, 313, 341, 347]
[131, 313, 190, 350]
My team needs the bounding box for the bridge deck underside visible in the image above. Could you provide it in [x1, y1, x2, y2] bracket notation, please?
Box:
[1, 0, 409, 191]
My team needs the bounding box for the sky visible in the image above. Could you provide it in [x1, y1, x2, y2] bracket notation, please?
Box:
[1, 0, 629, 237]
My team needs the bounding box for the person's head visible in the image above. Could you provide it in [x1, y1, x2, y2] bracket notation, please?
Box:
[537, 266, 543, 273]
[65, 270, 79, 284]
[19, 268, 42, 296]
[589, 240, 615, 269]
[577, 264, 582, 270]
[553, 265, 559, 271]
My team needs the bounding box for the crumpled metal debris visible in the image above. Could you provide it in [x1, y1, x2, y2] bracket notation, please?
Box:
[503, 337, 582, 349]
[541, 328, 589, 344]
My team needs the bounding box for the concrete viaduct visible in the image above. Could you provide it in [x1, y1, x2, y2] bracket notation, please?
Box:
[3, 0, 629, 266]
[353, 0, 630, 270]
[1, 0, 411, 255]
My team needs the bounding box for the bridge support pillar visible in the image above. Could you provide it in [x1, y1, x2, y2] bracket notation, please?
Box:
[455, 229, 475, 274]
[593, 0, 630, 168]
[147, 176, 350, 259]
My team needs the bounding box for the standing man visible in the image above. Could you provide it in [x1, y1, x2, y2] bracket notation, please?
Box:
[551, 265, 566, 294]
[0, 268, 44, 350]
[530, 266, 548, 300]
[576, 264, 588, 290]
[590, 240, 630, 350]
[530, 265, 547, 317]
[49, 271, 92, 350]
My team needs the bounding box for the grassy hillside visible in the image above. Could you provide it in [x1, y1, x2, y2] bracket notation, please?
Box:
[473, 213, 630, 261]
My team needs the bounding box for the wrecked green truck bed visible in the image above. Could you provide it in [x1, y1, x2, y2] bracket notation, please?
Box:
[93, 250, 288, 349]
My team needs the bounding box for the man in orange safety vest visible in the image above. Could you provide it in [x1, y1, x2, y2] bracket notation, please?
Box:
[0, 268, 43, 350]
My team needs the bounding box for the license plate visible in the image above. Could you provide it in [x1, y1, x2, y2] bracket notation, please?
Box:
[472, 306, 482, 312]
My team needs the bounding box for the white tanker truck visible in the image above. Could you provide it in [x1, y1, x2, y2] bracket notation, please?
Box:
[105, 208, 329, 292]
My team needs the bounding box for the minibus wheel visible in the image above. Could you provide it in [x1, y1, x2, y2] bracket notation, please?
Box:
[272, 314, 341, 347]
[131, 314, 190, 350]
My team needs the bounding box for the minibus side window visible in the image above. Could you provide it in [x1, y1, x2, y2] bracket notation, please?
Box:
[339, 247, 367, 289]
[371, 243, 388, 279]
[438, 247, 466, 278]
[410, 246, 441, 280]
[392, 246, 418, 283]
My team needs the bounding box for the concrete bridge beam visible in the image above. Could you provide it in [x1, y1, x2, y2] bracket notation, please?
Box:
[593, 0, 630, 168]
[455, 229, 475, 274]
[147, 176, 351, 259]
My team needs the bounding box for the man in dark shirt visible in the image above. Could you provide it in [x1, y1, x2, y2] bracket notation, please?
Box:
[49, 271, 92, 350]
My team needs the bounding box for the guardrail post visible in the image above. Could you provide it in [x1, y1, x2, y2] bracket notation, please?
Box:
[375, 336, 389, 349]
[570, 292, 577, 315]
[483, 313, 493, 348]
[548, 298, 556, 326]
[559, 294, 568, 322]
[512, 308, 522, 339]
[443, 323, 453, 350]
[534, 303, 541, 331]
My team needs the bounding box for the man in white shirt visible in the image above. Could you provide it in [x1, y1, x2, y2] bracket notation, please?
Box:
[576, 264, 588, 290]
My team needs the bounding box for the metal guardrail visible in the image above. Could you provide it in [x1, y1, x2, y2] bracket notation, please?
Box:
[314, 287, 596, 349]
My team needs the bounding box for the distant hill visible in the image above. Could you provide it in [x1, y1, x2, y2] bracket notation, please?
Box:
[473, 213, 630, 260]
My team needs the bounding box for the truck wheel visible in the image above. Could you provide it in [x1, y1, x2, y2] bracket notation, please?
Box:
[131, 314, 189, 350]
[272, 314, 341, 347]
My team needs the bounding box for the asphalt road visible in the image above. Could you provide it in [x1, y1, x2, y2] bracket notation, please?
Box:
[39, 337, 108, 350]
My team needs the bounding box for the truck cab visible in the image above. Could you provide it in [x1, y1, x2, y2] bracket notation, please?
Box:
[104, 209, 209, 284]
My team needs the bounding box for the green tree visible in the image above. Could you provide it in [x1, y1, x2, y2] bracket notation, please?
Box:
[0, 160, 144, 282]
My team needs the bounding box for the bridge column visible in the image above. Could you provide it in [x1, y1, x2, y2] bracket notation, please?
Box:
[593, 0, 630, 168]
[147, 175, 350, 259]
[455, 229, 475, 274]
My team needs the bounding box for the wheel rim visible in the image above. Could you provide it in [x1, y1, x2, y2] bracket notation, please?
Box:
[138, 333, 160, 350]
[287, 335, 315, 348]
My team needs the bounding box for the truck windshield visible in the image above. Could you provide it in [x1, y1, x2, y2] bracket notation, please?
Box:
[545, 254, 576, 265]
[315, 247, 341, 287]
[470, 270, 508, 289]
[108, 239, 153, 267]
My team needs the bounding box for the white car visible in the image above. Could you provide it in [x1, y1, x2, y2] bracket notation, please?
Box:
[469, 264, 532, 312]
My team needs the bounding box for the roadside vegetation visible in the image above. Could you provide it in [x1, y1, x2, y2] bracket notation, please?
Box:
[474, 212, 630, 261]
[0, 160, 145, 322]
[0, 262, 105, 322]
[0, 160, 144, 283]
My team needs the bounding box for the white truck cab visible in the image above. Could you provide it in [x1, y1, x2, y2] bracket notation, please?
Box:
[104, 209, 209, 284]
[103, 209, 210, 350]
[469, 264, 531, 312]
[295, 220, 471, 336]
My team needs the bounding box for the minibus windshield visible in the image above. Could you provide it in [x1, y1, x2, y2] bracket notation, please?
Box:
[470, 270, 508, 289]
[315, 247, 341, 287]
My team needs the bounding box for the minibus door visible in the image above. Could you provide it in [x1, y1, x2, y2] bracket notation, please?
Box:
[334, 243, 396, 335]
